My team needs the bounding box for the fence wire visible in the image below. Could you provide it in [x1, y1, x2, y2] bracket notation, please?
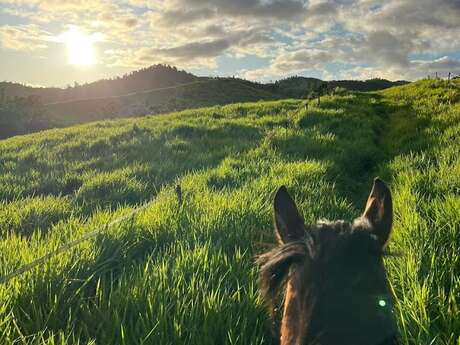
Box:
[0, 199, 156, 285]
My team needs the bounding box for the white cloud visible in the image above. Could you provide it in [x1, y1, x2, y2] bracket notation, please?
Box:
[0, 24, 51, 51]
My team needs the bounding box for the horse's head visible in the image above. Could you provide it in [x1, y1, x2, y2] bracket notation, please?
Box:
[258, 178, 398, 345]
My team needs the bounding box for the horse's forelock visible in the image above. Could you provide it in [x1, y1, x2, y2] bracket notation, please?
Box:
[257, 241, 309, 314]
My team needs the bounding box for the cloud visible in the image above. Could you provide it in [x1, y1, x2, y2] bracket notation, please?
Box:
[361, 31, 411, 67]
[271, 49, 335, 72]
[240, 0, 460, 81]
[106, 45, 220, 69]
[0, 0, 109, 13]
[408, 56, 460, 78]
[156, 8, 216, 26]
[1, 0, 460, 82]
[151, 38, 231, 60]
[108, 26, 277, 68]
[239, 48, 335, 81]
[0, 24, 50, 51]
[0, 0, 140, 46]
[165, 0, 307, 20]
[325, 56, 460, 81]
[338, 0, 460, 53]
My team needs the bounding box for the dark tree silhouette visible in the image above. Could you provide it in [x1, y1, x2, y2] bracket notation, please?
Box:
[0, 95, 50, 139]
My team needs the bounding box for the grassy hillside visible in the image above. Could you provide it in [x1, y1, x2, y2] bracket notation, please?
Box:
[1, 65, 407, 140]
[39, 77, 407, 131]
[378, 80, 460, 344]
[266, 76, 325, 98]
[0, 78, 279, 140]
[45, 79, 280, 127]
[264, 76, 408, 99]
[0, 79, 458, 344]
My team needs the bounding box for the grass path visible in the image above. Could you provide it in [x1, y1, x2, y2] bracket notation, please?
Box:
[375, 80, 460, 345]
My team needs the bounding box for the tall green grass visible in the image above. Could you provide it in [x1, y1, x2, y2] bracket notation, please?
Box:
[379, 79, 460, 345]
[0, 79, 458, 344]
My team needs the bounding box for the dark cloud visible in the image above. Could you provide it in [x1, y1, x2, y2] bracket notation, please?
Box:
[171, 0, 307, 20]
[150, 38, 231, 59]
[203, 24, 226, 37]
[307, 2, 338, 17]
[271, 49, 335, 72]
[158, 8, 216, 26]
[371, 0, 460, 30]
[145, 28, 275, 61]
[364, 31, 411, 67]
[237, 30, 274, 47]
[123, 18, 138, 28]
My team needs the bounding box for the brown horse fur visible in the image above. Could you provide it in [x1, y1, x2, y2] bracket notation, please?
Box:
[258, 178, 398, 345]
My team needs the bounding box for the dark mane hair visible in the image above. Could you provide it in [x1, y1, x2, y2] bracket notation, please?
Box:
[258, 240, 309, 313]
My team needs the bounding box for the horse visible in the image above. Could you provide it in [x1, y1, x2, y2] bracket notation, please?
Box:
[258, 178, 398, 345]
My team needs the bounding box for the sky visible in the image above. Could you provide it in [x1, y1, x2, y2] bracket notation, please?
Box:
[1, 0, 460, 87]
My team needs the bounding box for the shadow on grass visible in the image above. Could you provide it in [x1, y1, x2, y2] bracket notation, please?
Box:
[271, 92, 433, 210]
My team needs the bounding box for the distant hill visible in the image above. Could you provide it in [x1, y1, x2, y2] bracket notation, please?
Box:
[0, 65, 199, 103]
[0, 65, 408, 106]
[266, 76, 325, 98]
[0, 64, 409, 139]
[46, 78, 280, 126]
[261, 76, 409, 99]
[328, 78, 408, 91]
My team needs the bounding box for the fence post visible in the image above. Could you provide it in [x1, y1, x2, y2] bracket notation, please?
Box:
[176, 184, 183, 207]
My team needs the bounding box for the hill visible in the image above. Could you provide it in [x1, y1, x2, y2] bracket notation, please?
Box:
[266, 76, 325, 98]
[0, 65, 199, 103]
[328, 78, 408, 91]
[0, 79, 458, 344]
[0, 65, 408, 139]
[45, 78, 280, 126]
[263, 76, 409, 98]
[0, 66, 405, 105]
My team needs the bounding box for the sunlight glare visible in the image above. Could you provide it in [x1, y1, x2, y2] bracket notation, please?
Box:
[60, 27, 100, 65]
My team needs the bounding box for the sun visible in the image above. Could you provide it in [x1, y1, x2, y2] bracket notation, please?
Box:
[60, 27, 98, 65]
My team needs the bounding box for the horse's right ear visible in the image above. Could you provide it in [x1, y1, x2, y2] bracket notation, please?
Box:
[362, 178, 393, 247]
[273, 186, 306, 244]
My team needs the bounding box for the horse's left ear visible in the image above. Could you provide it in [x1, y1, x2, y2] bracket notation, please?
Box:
[362, 178, 393, 247]
[273, 186, 306, 244]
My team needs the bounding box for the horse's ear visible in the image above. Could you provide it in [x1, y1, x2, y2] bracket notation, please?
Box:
[273, 186, 306, 244]
[362, 178, 393, 247]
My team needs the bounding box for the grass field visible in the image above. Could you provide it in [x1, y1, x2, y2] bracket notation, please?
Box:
[0, 79, 458, 344]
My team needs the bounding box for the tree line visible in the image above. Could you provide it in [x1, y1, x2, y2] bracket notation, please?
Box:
[0, 91, 51, 139]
